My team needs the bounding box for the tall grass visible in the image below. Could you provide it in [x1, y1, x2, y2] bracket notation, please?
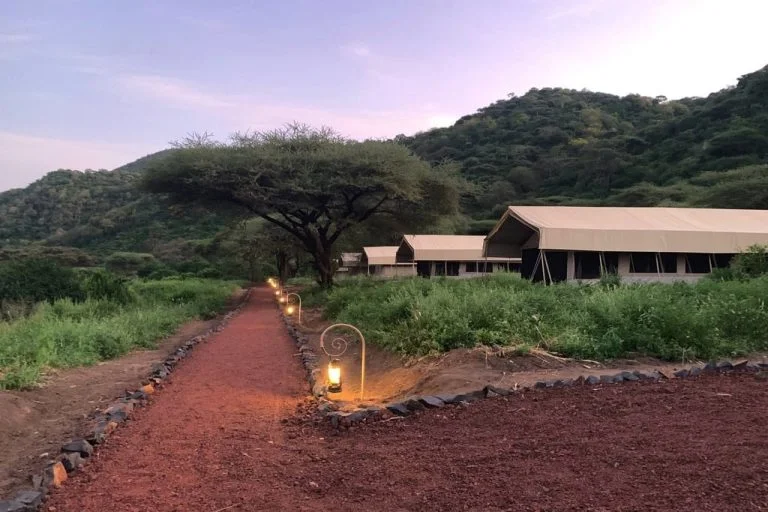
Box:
[0, 278, 238, 389]
[312, 274, 768, 361]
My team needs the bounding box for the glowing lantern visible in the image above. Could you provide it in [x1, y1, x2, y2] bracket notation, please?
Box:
[286, 305, 295, 315]
[279, 295, 287, 304]
[327, 359, 342, 393]
[274, 290, 281, 297]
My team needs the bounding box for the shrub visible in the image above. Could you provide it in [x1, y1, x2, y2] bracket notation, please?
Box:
[0, 259, 85, 303]
[105, 252, 157, 275]
[309, 274, 768, 362]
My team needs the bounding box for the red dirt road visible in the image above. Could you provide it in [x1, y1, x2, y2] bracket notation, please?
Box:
[48, 288, 768, 511]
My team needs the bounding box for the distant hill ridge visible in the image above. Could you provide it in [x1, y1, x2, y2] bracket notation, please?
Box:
[1, 64, 766, 253]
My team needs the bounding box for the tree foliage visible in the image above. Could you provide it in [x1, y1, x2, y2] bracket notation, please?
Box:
[142, 124, 464, 286]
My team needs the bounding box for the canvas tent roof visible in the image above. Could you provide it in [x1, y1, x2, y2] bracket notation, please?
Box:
[362, 246, 399, 266]
[487, 206, 768, 254]
[339, 252, 362, 266]
[401, 235, 520, 262]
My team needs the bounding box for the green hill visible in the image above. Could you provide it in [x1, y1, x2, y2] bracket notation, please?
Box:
[1, 64, 767, 256]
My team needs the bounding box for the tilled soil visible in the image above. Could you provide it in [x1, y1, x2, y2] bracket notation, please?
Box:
[47, 288, 768, 511]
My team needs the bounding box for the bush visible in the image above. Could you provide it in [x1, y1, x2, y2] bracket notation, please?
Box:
[105, 252, 157, 275]
[0, 259, 85, 303]
[309, 274, 768, 362]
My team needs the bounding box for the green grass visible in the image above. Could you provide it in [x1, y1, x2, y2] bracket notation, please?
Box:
[308, 274, 768, 362]
[0, 278, 239, 389]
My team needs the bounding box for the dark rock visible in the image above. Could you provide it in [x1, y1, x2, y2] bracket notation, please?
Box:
[329, 412, 344, 428]
[453, 390, 485, 402]
[87, 420, 115, 445]
[620, 371, 639, 382]
[419, 396, 445, 408]
[435, 394, 461, 404]
[611, 374, 625, 383]
[403, 397, 425, 411]
[15, 489, 43, 508]
[386, 403, 410, 416]
[733, 359, 749, 369]
[483, 385, 510, 397]
[128, 390, 148, 401]
[689, 367, 702, 377]
[31, 474, 43, 489]
[703, 361, 718, 372]
[553, 379, 573, 388]
[344, 411, 369, 425]
[632, 370, 649, 379]
[585, 375, 600, 385]
[673, 369, 689, 378]
[311, 383, 326, 398]
[758, 362, 768, 369]
[534, 381, 547, 389]
[745, 362, 761, 371]
[717, 361, 734, 372]
[0, 500, 26, 512]
[61, 439, 94, 458]
[600, 375, 614, 384]
[60, 452, 85, 473]
[108, 410, 129, 423]
[572, 375, 585, 386]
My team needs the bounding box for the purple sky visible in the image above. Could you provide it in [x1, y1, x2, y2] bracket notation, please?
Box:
[1, 0, 766, 191]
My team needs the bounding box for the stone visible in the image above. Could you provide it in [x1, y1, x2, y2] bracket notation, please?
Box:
[483, 385, 510, 397]
[343, 411, 369, 425]
[435, 394, 461, 404]
[611, 374, 625, 383]
[572, 375, 585, 386]
[689, 367, 702, 377]
[453, 390, 485, 402]
[107, 401, 134, 415]
[128, 390, 148, 401]
[600, 375, 614, 384]
[45, 461, 68, 488]
[658, 369, 675, 379]
[60, 452, 85, 473]
[0, 500, 26, 512]
[88, 420, 118, 445]
[534, 381, 547, 389]
[403, 397, 425, 411]
[386, 403, 410, 416]
[61, 439, 94, 458]
[703, 361, 718, 372]
[141, 383, 155, 395]
[108, 410, 129, 423]
[620, 371, 639, 382]
[717, 361, 734, 371]
[312, 383, 326, 398]
[329, 412, 343, 428]
[733, 359, 749, 369]
[553, 379, 573, 388]
[745, 362, 761, 371]
[31, 474, 43, 489]
[673, 369, 689, 378]
[585, 375, 600, 385]
[419, 396, 445, 408]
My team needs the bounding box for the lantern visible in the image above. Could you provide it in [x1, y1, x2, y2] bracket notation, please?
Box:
[327, 359, 342, 393]
[274, 290, 281, 297]
[279, 295, 287, 304]
[286, 305, 295, 315]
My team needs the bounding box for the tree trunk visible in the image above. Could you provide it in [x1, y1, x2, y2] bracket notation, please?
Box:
[275, 250, 290, 284]
[312, 244, 335, 288]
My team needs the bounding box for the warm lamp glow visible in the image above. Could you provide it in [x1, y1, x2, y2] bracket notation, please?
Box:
[327, 359, 342, 393]
[279, 295, 287, 304]
[274, 290, 281, 297]
[286, 305, 295, 315]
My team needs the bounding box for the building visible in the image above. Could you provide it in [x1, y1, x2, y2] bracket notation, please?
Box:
[360, 246, 416, 277]
[337, 252, 363, 275]
[396, 234, 521, 278]
[484, 206, 768, 283]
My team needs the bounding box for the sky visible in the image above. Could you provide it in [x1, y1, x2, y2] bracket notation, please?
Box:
[1, 0, 767, 192]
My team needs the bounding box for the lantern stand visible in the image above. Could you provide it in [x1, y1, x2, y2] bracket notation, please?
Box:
[320, 323, 366, 401]
[285, 292, 302, 325]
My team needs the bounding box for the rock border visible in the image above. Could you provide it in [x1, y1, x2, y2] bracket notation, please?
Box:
[0, 288, 252, 512]
[279, 312, 768, 431]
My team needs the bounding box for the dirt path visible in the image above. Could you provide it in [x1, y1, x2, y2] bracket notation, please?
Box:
[48, 288, 768, 511]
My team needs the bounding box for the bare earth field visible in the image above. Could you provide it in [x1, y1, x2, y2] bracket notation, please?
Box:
[42, 288, 768, 511]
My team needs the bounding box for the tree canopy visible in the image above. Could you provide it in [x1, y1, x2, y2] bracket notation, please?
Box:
[142, 125, 464, 286]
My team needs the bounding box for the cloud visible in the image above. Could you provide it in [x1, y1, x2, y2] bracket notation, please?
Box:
[0, 131, 155, 191]
[341, 43, 371, 57]
[117, 74, 237, 109]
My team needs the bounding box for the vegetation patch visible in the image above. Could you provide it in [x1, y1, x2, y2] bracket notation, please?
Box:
[0, 277, 238, 390]
[309, 274, 768, 362]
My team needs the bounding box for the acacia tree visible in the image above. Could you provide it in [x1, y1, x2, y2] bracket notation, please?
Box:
[142, 124, 463, 287]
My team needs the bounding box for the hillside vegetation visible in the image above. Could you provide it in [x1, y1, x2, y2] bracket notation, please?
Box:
[1, 65, 766, 258]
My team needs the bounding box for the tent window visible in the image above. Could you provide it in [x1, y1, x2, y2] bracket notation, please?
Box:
[685, 254, 711, 274]
[713, 254, 735, 268]
[447, 262, 460, 276]
[434, 262, 446, 276]
[630, 253, 657, 273]
[659, 253, 677, 273]
[466, 262, 477, 273]
[574, 252, 601, 279]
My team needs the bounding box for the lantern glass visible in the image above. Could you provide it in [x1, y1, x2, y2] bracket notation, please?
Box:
[286, 305, 295, 315]
[274, 290, 281, 296]
[327, 359, 342, 393]
[279, 296, 287, 304]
